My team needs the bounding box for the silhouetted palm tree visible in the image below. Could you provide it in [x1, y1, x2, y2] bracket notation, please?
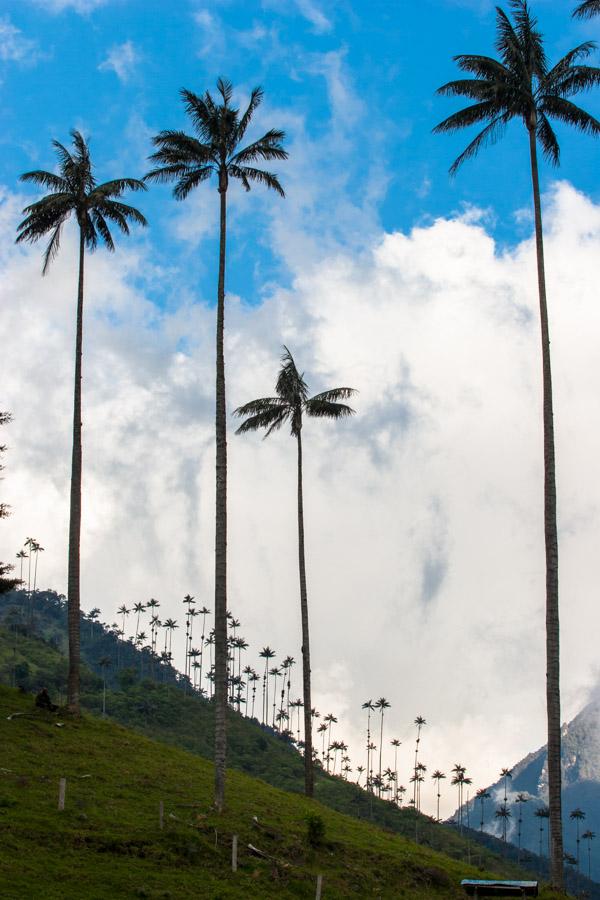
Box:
[133, 602, 146, 640]
[146, 79, 287, 812]
[413, 716, 426, 805]
[433, 770, 446, 822]
[476, 788, 490, 832]
[374, 698, 390, 791]
[570, 807, 586, 885]
[259, 646, 276, 725]
[362, 700, 375, 790]
[434, 5, 600, 886]
[496, 803, 512, 842]
[235, 347, 355, 795]
[500, 767, 513, 805]
[17, 131, 146, 712]
[582, 829, 596, 881]
[516, 793, 529, 863]
[534, 805, 550, 860]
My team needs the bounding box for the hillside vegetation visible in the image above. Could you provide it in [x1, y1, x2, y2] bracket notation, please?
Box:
[0, 685, 568, 900]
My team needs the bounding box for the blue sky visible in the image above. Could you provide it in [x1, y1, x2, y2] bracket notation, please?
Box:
[1, 0, 599, 307]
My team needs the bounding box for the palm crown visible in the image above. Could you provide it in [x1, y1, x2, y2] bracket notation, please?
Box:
[234, 347, 356, 437]
[433, 0, 600, 173]
[145, 77, 288, 197]
[16, 130, 147, 273]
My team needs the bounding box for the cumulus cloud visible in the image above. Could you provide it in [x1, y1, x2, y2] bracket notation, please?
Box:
[98, 41, 140, 82]
[2, 181, 600, 815]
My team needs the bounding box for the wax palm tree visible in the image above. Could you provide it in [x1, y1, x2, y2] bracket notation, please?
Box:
[117, 605, 130, 637]
[582, 830, 595, 881]
[31, 542, 44, 591]
[496, 803, 512, 842]
[391, 738, 401, 795]
[235, 347, 355, 796]
[324, 712, 338, 773]
[133, 602, 146, 640]
[373, 698, 391, 790]
[16, 549, 27, 584]
[17, 131, 147, 712]
[146, 79, 287, 812]
[434, 5, 600, 886]
[570, 807, 586, 883]
[413, 717, 426, 806]
[535, 805, 550, 860]
[362, 700, 375, 790]
[573, 0, 600, 17]
[476, 788, 491, 832]
[516, 793, 529, 863]
[24, 537, 36, 593]
[500, 767, 513, 804]
[259, 646, 276, 725]
[432, 770, 446, 822]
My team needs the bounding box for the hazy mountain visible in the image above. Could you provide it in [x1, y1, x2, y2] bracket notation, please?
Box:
[461, 696, 600, 882]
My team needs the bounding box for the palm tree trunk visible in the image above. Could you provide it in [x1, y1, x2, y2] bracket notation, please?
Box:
[297, 429, 314, 797]
[214, 182, 228, 812]
[528, 125, 563, 891]
[67, 229, 85, 713]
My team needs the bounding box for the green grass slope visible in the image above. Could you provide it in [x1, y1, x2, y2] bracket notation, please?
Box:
[0, 685, 566, 899]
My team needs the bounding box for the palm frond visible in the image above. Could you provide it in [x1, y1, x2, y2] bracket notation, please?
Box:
[276, 347, 308, 403]
[19, 170, 69, 192]
[228, 165, 285, 196]
[93, 198, 148, 229]
[573, 0, 600, 20]
[452, 55, 510, 83]
[433, 100, 508, 134]
[230, 130, 288, 165]
[436, 78, 500, 102]
[236, 87, 264, 143]
[92, 178, 147, 199]
[41, 222, 65, 275]
[233, 397, 287, 417]
[180, 89, 222, 145]
[545, 62, 600, 99]
[234, 405, 290, 437]
[148, 130, 216, 166]
[305, 398, 355, 420]
[445, 112, 511, 174]
[309, 387, 357, 403]
[172, 167, 213, 200]
[91, 210, 114, 250]
[536, 112, 560, 165]
[217, 77, 234, 105]
[542, 94, 600, 136]
[144, 163, 192, 184]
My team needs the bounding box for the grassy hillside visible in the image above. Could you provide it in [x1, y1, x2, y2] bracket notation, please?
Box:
[0, 684, 568, 899]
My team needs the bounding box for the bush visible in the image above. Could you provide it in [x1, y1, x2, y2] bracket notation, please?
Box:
[305, 814, 325, 848]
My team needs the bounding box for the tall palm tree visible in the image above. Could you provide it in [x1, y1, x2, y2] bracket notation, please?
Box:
[476, 788, 491, 832]
[495, 803, 512, 842]
[374, 698, 391, 792]
[573, 0, 600, 17]
[570, 807, 586, 883]
[259, 646, 276, 725]
[582, 830, 595, 881]
[234, 347, 355, 796]
[362, 700, 375, 791]
[16, 131, 147, 713]
[433, 5, 600, 886]
[432, 770, 446, 822]
[16, 549, 27, 584]
[500, 767, 513, 804]
[32, 542, 44, 591]
[133, 602, 146, 640]
[535, 805, 550, 860]
[413, 716, 426, 806]
[145, 79, 287, 812]
[391, 738, 402, 797]
[516, 793, 529, 863]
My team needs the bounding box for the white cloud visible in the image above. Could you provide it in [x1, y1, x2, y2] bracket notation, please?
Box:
[2, 181, 600, 816]
[31, 0, 109, 12]
[294, 0, 332, 33]
[98, 41, 140, 82]
[0, 17, 39, 64]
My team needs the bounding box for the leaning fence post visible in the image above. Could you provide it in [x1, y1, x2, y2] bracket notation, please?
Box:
[315, 873, 323, 899]
[232, 834, 238, 872]
[159, 800, 164, 830]
[58, 777, 66, 811]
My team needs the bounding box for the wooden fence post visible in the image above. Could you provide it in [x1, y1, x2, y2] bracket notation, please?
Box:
[58, 777, 66, 811]
[159, 800, 164, 830]
[232, 834, 238, 872]
[315, 873, 323, 899]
